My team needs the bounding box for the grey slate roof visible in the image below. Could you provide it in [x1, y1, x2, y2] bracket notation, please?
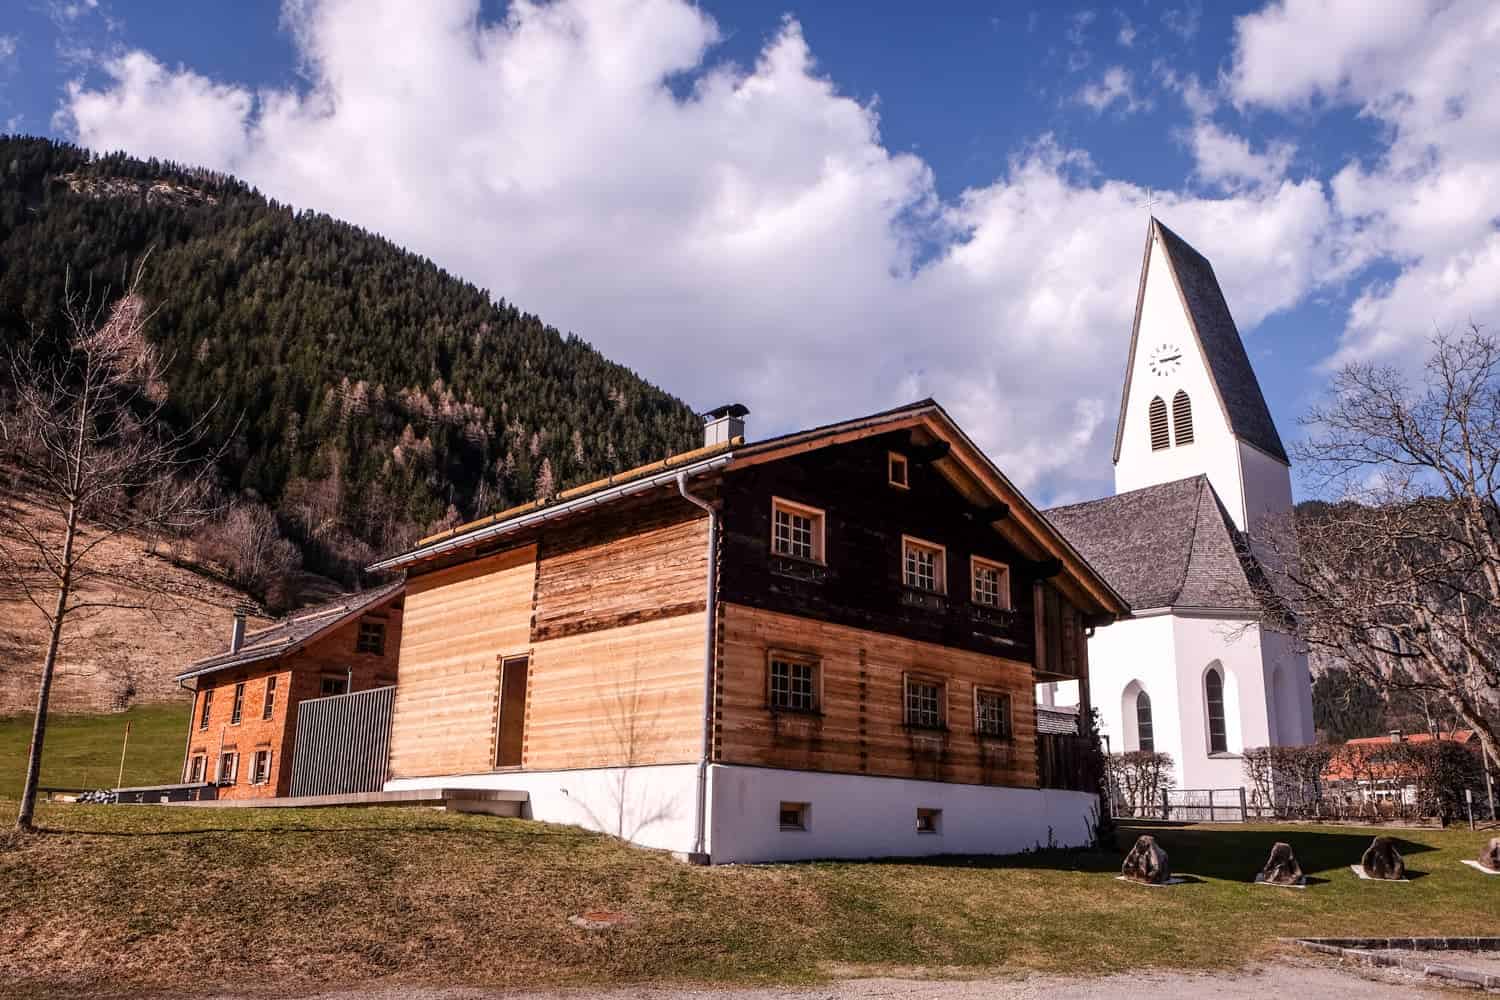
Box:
[173, 581, 403, 682]
[1044, 475, 1262, 613]
[1037, 705, 1081, 736]
[1112, 219, 1289, 465]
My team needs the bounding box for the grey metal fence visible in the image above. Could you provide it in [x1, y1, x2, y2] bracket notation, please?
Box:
[1161, 787, 1248, 823]
[288, 686, 396, 798]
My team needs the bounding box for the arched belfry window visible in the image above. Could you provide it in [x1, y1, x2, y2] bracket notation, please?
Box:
[1172, 390, 1194, 445]
[1135, 690, 1155, 753]
[1148, 396, 1169, 451]
[1205, 667, 1228, 754]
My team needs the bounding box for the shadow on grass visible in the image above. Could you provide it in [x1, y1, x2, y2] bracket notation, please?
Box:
[811, 825, 1441, 882]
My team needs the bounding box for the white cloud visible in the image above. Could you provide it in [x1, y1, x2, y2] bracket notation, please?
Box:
[1230, 0, 1500, 366]
[1116, 13, 1136, 47]
[1162, 2, 1202, 41]
[1075, 66, 1152, 115]
[1155, 64, 1218, 118]
[0, 35, 16, 66]
[1186, 121, 1295, 192]
[57, 0, 1338, 503]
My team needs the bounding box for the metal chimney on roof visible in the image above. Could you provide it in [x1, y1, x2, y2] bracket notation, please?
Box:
[702, 403, 749, 448]
[230, 605, 249, 653]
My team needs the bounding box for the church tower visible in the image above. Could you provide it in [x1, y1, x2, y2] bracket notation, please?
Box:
[1112, 218, 1292, 536]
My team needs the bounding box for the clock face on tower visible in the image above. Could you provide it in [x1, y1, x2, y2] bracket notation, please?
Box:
[1148, 343, 1183, 377]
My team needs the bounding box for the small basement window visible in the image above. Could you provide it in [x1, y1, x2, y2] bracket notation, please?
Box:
[916, 807, 942, 834]
[888, 451, 909, 489]
[768, 653, 819, 713]
[230, 682, 245, 725]
[251, 749, 271, 786]
[779, 801, 810, 831]
[771, 498, 825, 563]
[356, 620, 387, 656]
[902, 536, 946, 593]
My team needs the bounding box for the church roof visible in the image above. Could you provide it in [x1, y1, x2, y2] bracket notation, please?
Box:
[1044, 475, 1265, 614]
[1112, 218, 1289, 465]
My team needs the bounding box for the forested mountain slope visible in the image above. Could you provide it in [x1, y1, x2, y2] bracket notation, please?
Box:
[0, 137, 701, 595]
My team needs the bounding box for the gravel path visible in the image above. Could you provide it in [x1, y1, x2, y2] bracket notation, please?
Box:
[201, 957, 1441, 999]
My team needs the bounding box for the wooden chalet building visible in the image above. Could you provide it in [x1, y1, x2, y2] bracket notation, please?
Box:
[173, 583, 404, 800]
[369, 400, 1126, 862]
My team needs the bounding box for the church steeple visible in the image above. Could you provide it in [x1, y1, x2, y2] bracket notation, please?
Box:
[1112, 218, 1292, 535]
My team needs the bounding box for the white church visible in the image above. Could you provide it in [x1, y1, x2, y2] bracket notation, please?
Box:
[1042, 217, 1315, 792]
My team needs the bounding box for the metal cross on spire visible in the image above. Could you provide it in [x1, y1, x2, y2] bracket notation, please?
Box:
[1139, 188, 1160, 217]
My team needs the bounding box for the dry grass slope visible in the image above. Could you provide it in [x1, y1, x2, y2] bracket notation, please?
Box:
[1, 806, 1496, 997]
[0, 492, 255, 714]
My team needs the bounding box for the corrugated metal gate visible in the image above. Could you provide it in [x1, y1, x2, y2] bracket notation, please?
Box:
[289, 686, 396, 798]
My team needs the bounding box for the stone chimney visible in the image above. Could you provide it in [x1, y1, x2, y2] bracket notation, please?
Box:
[702, 404, 748, 448]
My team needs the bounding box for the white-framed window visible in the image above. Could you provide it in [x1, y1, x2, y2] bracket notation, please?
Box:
[916, 807, 942, 834]
[198, 688, 213, 730]
[356, 619, 386, 655]
[904, 674, 946, 730]
[262, 676, 277, 720]
[902, 536, 946, 593]
[768, 653, 819, 713]
[974, 687, 1013, 739]
[771, 497, 825, 563]
[320, 674, 349, 698]
[230, 682, 245, 725]
[1205, 667, 1229, 755]
[251, 749, 271, 786]
[779, 801, 810, 831]
[187, 754, 206, 784]
[970, 556, 1011, 609]
[217, 751, 239, 785]
[888, 451, 909, 489]
[1136, 689, 1155, 753]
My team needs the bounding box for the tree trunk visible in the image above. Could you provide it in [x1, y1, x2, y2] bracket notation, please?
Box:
[16, 506, 76, 832]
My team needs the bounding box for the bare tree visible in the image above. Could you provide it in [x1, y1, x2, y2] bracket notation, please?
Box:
[1260, 326, 1500, 772]
[0, 268, 222, 831]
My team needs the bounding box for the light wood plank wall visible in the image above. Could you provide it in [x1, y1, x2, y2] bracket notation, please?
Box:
[386, 546, 537, 779]
[525, 611, 707, 769]
[716, 603, 1039, 787]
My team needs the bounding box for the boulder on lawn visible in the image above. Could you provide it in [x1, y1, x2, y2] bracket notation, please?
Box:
[1121, 834, 1171, 884]
[1480, 838, 1500, 872]
[1258, 841, 1304, 885]
[1361, 835, 1406, 880]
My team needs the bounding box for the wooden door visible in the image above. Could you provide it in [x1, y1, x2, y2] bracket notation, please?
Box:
[495, 655, 529, 768]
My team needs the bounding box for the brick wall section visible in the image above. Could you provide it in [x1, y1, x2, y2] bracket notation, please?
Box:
[184, 603, 403, 800]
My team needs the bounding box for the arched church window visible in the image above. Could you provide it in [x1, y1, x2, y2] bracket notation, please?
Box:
[1172, 390, 1194, 445]
[1205, 667, 1228, 754]
[1135, 690, 1155, 753]
[1148, 396, 1169, 451]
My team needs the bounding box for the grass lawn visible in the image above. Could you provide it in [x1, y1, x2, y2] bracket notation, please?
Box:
[0, 703, 190, 799]
[2, 804, 1497, 997]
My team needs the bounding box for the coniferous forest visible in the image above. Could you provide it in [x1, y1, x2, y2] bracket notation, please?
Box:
[0, 136, 702, 600]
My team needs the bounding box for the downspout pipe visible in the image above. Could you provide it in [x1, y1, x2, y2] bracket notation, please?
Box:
[676, 470, 718, 864]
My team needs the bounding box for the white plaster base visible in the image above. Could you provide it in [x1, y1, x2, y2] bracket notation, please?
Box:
[385, 763, 702, 855]
[389, 763, 1102, 865]
[705, 764, 1100, 864]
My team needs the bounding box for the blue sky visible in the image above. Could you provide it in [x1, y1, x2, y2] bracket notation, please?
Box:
[2, 1, 1497, 506]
